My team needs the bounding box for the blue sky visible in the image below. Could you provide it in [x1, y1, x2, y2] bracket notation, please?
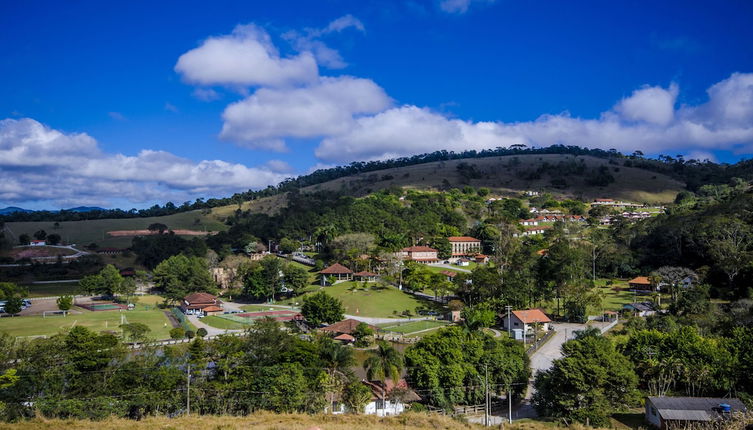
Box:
[1, 0, 752, 209]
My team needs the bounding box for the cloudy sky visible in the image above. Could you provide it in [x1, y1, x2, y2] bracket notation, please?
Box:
[1, 0, 752, 209]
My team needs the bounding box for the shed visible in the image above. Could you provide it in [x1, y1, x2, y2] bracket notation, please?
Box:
[645, 396, 747, 429]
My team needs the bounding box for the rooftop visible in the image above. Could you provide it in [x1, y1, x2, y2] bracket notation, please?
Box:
[511, 309, 552, 324]
[448, 236, 480, 242]
[184, 292, 218, 304]
[402, 245, 438, 253]
[648, 396, 746, 422]
[320, 318, 379, 335]
[629, 276, 651, 285]
[320, 263, 353, 275]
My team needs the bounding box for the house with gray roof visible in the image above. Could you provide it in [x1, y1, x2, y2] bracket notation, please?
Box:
[645, 396, 746, 429]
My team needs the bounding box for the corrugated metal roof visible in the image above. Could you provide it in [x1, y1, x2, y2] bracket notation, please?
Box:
[660, 410, 712, 421]
[648, 397, 746, 412]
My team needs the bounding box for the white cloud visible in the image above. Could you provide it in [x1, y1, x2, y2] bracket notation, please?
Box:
[220, 76, 391, 151]
[439, 0, 495, 14]
[313, 73, 753, 163]
[283, 15, 365, 69]
[0, 118, 288, 207]
[263, 159, 295, 173]
[175, 24, 318, 87]
[108, 111, 127, 121]
[614, 83, 678, 126]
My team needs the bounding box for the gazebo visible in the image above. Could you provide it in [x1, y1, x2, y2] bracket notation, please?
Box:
[320, 263, 353, 285]
[354, 271, 378, 282]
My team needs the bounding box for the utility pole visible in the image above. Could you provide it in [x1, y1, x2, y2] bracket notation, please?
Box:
[186, 364, 191, 416]
[505, 305, 512, 337]
[508, 383, 512, 424]
[484, 363, 489, 427]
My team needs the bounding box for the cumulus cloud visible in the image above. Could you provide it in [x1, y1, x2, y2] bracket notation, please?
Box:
[220, 76, 391, 151]
[192, 88, 221, 101]
[314, 73, 753, 162]
[0, 118, 288, 207]
[175, 24, 318, 87]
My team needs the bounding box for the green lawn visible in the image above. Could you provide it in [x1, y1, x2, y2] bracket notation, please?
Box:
[378, 320, 449, 334]
[280, 281, 435, 318]
[240, 304, 299, 312]
[0, 306, 174, 340]
[201, 315, 248, 330]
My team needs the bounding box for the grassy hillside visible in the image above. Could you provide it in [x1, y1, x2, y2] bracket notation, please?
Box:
[3, 208, 230, 248]
[243, 154, 684, 216]
[3, 154, 683, 246]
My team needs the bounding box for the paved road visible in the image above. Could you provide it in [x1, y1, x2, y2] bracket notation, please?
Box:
[429, 263, 472, 273]
[187, 314, 242, 336]
[344, 315, 431, 324]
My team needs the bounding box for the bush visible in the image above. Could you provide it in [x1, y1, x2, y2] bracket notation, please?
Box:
[185, 330, 196, 339]
[169, 327, 185, 339]
[196, 328, 208, 338]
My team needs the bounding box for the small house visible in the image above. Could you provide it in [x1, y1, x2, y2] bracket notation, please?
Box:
[628, 276, 653, 291]
[398, 246, 439, 264]
[623, 302, 657, 317]
[440, 270, 457, 282]
[319, 318, 379, 337]
[501, 309, 552, 334]
[362, 379, 421, 416]
[320, 263, 353, 285]
[29, 240, 46, 246]
[455, 258, 471, 267]
[475, 254, 489, 264]
[645, 396, 746, 429]
[181, 292, 223, 316]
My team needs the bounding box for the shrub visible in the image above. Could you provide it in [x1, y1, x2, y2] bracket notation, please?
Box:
[169, 327, 185, 339]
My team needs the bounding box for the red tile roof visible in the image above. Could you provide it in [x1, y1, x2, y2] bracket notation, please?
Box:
[629, 276, 651, 285]
[333, 333, 355, 341]
[512, 309, 552, 324]
[320, 263, 353, 275]
[184, 292, 218, 304]
[354, 271, 378, 277]
[319, 318, 378, 334]
[448, 236, 481, 242]
[440, 270, 458, 278]
[202, 305, 223, 312]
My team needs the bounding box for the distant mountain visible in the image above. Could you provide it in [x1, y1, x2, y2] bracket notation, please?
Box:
[65, 206, 105, 213]
[0, 206, 105, 215]
[0, 206, 34, 215]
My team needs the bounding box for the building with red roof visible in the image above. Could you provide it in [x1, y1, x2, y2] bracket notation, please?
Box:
[397, 246, 438, 263]
[353, 271, 378, 282]
[320, 263, 353, 285]
[448, 236, 481, 258]
[181, 292, 223, 316]
[501, 308, 552, 334]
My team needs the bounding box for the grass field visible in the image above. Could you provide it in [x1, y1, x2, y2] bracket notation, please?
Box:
[379, 320, 449, 334]
[280, 281, 434, 318]
[0, 296, 173, 339]
[201, 315, 247, 330]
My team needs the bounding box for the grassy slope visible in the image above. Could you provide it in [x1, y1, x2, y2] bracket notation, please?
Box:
[0, 413, 487, 430]
[280, 281, 432, 318]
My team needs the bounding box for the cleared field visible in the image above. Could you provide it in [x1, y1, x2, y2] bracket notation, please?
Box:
[4, 209, 229, 248]
[3, 246, 78, 259]
[201, 315, 247, 330]
[0, 299, 173, 339]
[280, 281, 433, 318]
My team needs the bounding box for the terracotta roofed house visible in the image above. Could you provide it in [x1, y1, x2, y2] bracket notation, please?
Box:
[629, 276, 653, 291]
[502, 309, 552, 333]
[320, 263, 353, 285]
[448, 236, 481, 258]
[399, 246, 439, 263]
[182, 292, 223, 316]
[319, 318, 379, 336]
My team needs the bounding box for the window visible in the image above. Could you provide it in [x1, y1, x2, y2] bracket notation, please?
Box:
[514, 322, 519, 326]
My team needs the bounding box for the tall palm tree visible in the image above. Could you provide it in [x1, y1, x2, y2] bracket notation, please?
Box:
[320, 339, 354, 413]
[363, 341, 404, 414]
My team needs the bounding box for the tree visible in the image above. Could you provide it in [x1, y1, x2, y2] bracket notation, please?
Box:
[650, 266, 697, 304]
[0, 282, 28, 301]
[363, 341, 404, 412]
[196, 327, 208, 338]
[3, 297, 23, 316]
[269, 363, 309, 413]
[282, 263, 309, 294]
[343, 380, 372, 414]
[279, 238, 299, 254]
[352, 322, 374, 347]
[147, 223, 168, 234]
[33, 230, 47, 240]
[533, 334, 638, 426]
[301, 291, 344, 326]
[99, 264, 124, 297]
[461, 304, 497, 332]
[18, 234, 30, 245]
[120, 323, 151, 342]
[46, 233, 61, 245]
[169, 327, 185, 339]
[330, 233, 375, 262]
[57, 295, 73, 312]
[431, 237, 452, 260]
[152, 254, 215, 302]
